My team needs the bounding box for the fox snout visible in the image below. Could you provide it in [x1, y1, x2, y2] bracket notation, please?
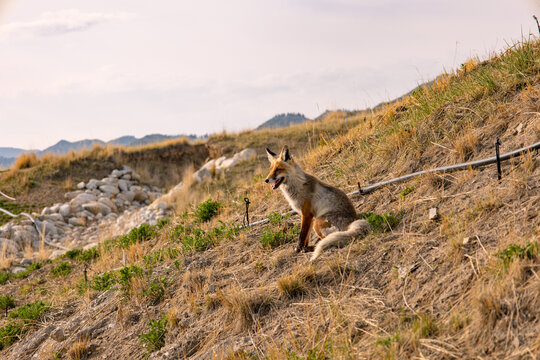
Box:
[265, 174, 285, 190]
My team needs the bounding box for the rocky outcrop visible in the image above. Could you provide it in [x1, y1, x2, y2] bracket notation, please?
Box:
[192, 148, 256, 183]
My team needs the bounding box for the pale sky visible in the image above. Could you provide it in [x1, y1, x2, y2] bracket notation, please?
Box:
[0, 0, 538, 149]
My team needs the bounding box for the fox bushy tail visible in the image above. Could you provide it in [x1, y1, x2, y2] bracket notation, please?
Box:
[310, 219, 370, 261]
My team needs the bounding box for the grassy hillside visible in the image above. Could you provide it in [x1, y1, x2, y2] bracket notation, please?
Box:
[0, 39, 539, 359]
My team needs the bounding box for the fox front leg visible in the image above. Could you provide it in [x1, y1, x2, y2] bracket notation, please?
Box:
[296, 211, 313, 253]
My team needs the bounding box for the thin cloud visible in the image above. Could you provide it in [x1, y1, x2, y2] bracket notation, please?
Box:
[0, 9, 134, 39]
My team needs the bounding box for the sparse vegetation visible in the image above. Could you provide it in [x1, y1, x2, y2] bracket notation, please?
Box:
[0, 38, 538, 359]
[358, 212, 401, 232]
[495, 242, 539, 267]
[138, 315, 167, 356]
[50, 262, 72, 277]
[0, 295, 15, 317]
[8, 301, 48, 323]
[195, 198, 222, 222]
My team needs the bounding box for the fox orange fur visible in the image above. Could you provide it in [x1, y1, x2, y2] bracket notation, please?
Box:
[265, 146, 370, 261]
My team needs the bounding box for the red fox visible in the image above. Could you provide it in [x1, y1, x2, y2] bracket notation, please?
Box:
[265, 146, 370, 261]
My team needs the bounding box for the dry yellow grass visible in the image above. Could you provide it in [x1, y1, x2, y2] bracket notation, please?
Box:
[68, 334, 90, 360]
[0, 39, 539, 360]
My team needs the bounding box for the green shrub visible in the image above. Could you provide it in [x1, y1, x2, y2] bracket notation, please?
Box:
[50, 262, 72, 277]
[0, 272, 11, 285]
[79, 248, 99, 261]
[0, 322, 22, 350]
[118, 265, 143, 299]
[63, 249, 82, 259]
[64, 248, 99, 262]
[358, 212, 401, 233]
[0, 295, 16, 316]
[195, 199, 222, 222]
[171, 221, 239, 253]
[11, 262, 42, 280]
[495, 242, 539, 267]
[91, 271, 117, 291]
[268, 211, 285, 226]
[9, 301, 48, 321]
[260, 224, 299, 250]
[144, 279, 167, 305]
[139, 315, 167, 355]
[156, 218, 169, 229]
[117, 223, 156, 249]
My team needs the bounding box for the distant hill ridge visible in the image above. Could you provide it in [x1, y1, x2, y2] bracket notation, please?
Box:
[0, 134, 201, 169]
[256, 113, 310, 130]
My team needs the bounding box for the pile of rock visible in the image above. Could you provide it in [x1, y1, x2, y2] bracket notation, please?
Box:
[0, 148, 258, 269]
[0, 166, 169, 261]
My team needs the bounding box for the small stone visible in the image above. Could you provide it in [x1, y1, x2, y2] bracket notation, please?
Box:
[111, 169, 123, 178]
[68, 217, 85, 227]
[76, 182, 86, 190]
[59, 204, 72, 218]
[118, 179, 129, 192]
[21, 257, 35, 266]
[51, 327, 66, 342]
[47, 213, 64, 222]
[99, 184, 119, 195]
[429, 207, 439, 220]
[157, 201, 169, 210]
[11, 266, 26, 274]
[514, 122, 523, 135]
[64, 191, 83, 200]
[462, 237, 471, 245]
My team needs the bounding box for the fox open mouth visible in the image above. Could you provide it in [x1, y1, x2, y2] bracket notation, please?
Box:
[272, 177, 284, 190]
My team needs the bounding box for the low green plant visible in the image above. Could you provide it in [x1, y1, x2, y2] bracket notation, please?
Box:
[9, 301, 49, 321]
[0, 272, 11, 285]
[358, 212, 402, 233]
[64, 248, 99, 262]
[268, 211, 285, 226]
[0, 295, 16, 316]
[260, 224, 299, 249]
[171, 221, 238, 253]
[144, 278, 167, 305]
[375, 333, 400, 348]
[143, 250, 166, 266]
[118, 265, 143, 299]
[116, 223, 156, 249]
[400, 185, 414, 198]
[138, 315, 168, 355]
[91, 271, 117, 291]
[0, 322, 22, 350]
[50, 262, 72, 277]
[156, 218, 170, 229]
[495, 242, 539, 267]
[195, 199, 222, 222]
[11, 262, 42, 280]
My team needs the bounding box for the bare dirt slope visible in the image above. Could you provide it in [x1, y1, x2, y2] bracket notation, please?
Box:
[0, 40, 539, 360]
[0, 141, 209, 216]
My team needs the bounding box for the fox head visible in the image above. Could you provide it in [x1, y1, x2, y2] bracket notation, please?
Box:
[265, 145, 295, 190]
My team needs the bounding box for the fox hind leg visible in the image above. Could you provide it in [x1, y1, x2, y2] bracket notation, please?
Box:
[313, 218, 332, 239]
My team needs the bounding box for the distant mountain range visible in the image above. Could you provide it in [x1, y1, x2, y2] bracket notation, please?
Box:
[0, 134, 201, 169]
[256, 113, 310, 130]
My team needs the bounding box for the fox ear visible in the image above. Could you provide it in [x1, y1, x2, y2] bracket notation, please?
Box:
[280, 146, 291, 162]
[266, 148, 277, 162]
